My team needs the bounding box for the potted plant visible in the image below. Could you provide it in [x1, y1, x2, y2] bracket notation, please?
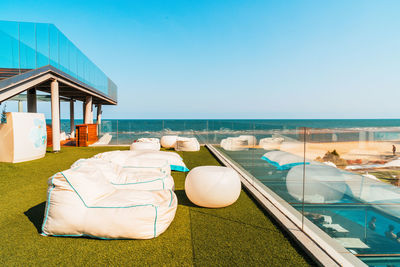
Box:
[0, 103, 7, 124]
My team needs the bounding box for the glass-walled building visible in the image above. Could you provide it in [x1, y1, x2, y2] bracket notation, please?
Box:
[0, 20, 117, 151]
[0, 20, 117, 102]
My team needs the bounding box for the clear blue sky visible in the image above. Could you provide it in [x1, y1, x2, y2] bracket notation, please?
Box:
[1, 0, 400, 119]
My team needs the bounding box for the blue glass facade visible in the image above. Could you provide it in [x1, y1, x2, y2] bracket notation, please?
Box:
[0, 20, 117, 102]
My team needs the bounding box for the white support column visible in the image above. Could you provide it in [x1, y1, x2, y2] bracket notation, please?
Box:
[90, 105, 93, 123]
[27, 88, 37, 113]
[70, 99, 75, 138]
[58, 97, 61, 130]
[96, 104, 102, 124]
[51, 80, 61, 152]
[96, 104, 102, 134]
[84, 96, 93, 124]
[82, 101, 86, 123]
[18, 100, 23, 112]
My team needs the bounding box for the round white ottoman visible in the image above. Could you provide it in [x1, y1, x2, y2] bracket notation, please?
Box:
[185, 166, 241, 208]
[161, 135, 178, 149]
[259, 137, 284, 150]
[220, 137, 248, 151]
[130, 142, 160, 151]
[239, 135, 257, 146]
[175, 137, 200, 151]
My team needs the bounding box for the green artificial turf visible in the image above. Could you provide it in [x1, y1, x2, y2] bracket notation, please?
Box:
[0, 146, 312, 266]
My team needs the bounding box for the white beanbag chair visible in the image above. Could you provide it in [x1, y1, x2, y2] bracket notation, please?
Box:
[130, 142, 160, 151]
[115, 171, 175, 191]
[71, 158, 122, 182]
[94, 150, 189, 172]
[125, 151, 189, 172]
[185, 166, 241, 208]
[261, 151, 310, 170]
[259, 137, 284, 150]
[71, 158, 174, 191]
[42, 168, 177, 239]
[93, 150, 136, 165]
[174, 137, 200, 152]
[286, 165, 347, 203]
[220, 137, 248, 151]
[137, 138, 160, 143]
[130, 138, 160, 151]
[161, 136, 178, 149]
[239, 135, 257, 146]
[119, 157, 171, 175]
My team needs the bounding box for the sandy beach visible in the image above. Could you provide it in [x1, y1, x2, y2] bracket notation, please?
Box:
[260, 141, 400, 162]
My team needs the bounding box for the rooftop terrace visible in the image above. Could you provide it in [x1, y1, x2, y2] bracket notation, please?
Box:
[0, 146, 312, 266]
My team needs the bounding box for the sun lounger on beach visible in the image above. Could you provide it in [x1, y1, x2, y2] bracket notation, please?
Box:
[261, 151, 310, 170]
[322, 223, 349, 234]
[286, 165, 347, 203]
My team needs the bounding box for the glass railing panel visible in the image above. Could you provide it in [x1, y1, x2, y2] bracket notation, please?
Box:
[76, 49, 85, 83]
[68, 43, 78, 79]
[108, 78, 117, 100]
[109, 120, 166, 145]
[36, 23, 49, 68]
[293, 203, 400, 256]
[99, 119, 117, 145]
[206, 123, 400, 264]
[58, 32, 70, 75]
[81, 54, 89, 86]
[0, 21, 19, 69]
[163, 120, 183, 137]
[19, 22, 36, 70]
[113, 119, 128, 145]
[202, 120, 214, 145]
[209, 120, 235, 145]
[303, 127, 400, 262]
[183, 120, 207, 144]
[48, 24, 58, 69]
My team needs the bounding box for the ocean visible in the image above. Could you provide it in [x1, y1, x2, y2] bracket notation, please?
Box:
[52, 119, 400, 145]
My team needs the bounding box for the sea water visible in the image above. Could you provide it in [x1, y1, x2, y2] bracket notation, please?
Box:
[50, 119, 400, 145]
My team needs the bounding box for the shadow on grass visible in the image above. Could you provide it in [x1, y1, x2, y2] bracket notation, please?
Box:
[174, 190, 197, 208]
[24, 202, 46, 234]
[24, 193, 197, 232]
